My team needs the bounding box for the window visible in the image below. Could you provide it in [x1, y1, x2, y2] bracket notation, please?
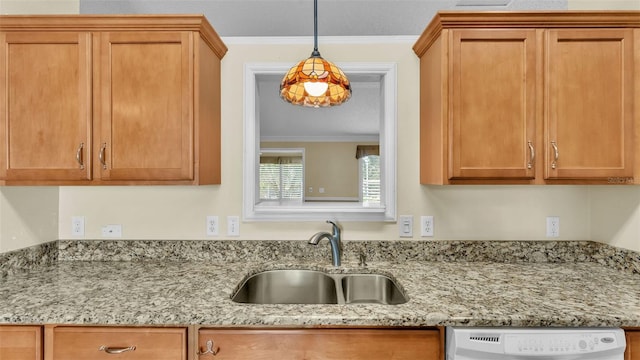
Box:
[259, 149, 304, 203]
[244, 63, 397, 221]
[360, 155, 381, 206]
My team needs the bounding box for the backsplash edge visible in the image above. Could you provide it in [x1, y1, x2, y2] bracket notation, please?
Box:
[1, 240, 637, 275]
[0, 241, 58, 278]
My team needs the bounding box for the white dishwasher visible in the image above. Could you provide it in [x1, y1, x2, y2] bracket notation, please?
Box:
[446, 327, 626, 360]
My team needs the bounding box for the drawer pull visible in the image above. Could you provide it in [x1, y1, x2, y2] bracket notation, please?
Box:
[99, 142, 107, 169]
[98, 345, 136, 354]
[76, 142, 85, 169]
[527, 141, 535, 169]
[198, 339, 220, 356]
[551, 141, 559, 169]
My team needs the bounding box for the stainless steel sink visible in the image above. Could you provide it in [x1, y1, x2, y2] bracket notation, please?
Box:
[341, 274, 407, 305]
[231, 270, 338, 304]
[231, 269, 407, 305]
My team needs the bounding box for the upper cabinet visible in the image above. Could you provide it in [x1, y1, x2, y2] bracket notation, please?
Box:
[545, 29, 633, 181]
[449, 29, 539, 181]
[0, 31, 93, 182]
[413, 12, 639, 185]
[0, 15, 227, 185]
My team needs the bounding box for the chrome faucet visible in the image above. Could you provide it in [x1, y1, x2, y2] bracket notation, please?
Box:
[308, 220, 342, 267]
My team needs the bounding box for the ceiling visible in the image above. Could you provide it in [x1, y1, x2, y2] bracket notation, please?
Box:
[258, 74, 382, 142]
[81, 0, 567, 141]
[80, 0, 567, 37]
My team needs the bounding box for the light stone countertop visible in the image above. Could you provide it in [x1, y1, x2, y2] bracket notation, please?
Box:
[1, 256, 639, 327]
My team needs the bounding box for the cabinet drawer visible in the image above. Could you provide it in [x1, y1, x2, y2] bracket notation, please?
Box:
[0, 325, 42, 360]
[47, 326, 186, 360]
[198, 329, 441, 360]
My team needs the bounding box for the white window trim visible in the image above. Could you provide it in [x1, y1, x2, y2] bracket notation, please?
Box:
[243, 62, 397, 222]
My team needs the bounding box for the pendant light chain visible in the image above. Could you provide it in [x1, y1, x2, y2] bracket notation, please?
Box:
[312, 0, 320, 57]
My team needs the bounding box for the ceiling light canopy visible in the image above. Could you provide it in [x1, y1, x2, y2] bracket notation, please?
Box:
[280, 0, 351, 108]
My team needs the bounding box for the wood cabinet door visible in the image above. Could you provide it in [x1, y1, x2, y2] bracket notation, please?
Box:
[545, 29, 634, 180]
[0, 326, 42, 360]
[98, 31, 194, 181]
[46, 326, 187, 360]
[198, 329, 442, 360]
[0, 32, 92, 181]
[449, 29, 538, 180]
[627, 330, 640, 360]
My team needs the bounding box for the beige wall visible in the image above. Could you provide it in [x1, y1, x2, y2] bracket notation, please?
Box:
[56, 40, 592, 242]
[1, 0, 639, 253]
[0, 187, 58, 252]
[262, 141, 373, 199]
[0, 0, 78, 14]
[569, 0, 640, 10]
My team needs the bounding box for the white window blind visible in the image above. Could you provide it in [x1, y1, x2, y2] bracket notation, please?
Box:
[360, 155, 381, 205]
[259, 155, 303, 201]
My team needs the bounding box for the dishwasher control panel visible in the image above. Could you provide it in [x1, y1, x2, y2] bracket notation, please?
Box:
[504, 331, 621, 355]
[447, 327, 626, 360]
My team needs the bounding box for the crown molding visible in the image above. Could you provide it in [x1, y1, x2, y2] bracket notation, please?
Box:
[222, 35, 419, 45]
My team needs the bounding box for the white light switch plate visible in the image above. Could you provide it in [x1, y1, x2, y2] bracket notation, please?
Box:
[227, 216, 240, 236]
[399, 215, 413, 238]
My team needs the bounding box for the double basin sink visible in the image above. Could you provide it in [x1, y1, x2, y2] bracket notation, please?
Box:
[231, 269, 407, 305]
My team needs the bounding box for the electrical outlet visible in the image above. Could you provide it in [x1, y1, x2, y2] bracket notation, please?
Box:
[546, 216, 559, 238]
[206, 216, 219, 236]
[227, 216, 240, 236]
[399, 215, 413, 238]
[420, 216, 434, 237]
[71, 216, 85, 237]
[101, 224, 122, 238]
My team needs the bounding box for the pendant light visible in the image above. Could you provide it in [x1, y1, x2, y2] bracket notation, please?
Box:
[280, 0, 352, 108]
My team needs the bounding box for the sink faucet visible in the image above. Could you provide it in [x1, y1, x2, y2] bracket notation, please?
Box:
[308, 220, 342, 267]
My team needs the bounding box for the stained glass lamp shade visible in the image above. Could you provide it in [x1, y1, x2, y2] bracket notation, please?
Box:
[279, 0, 352, 108]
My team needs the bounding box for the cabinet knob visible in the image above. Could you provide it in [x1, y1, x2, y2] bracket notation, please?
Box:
[198, 339, 220, 356]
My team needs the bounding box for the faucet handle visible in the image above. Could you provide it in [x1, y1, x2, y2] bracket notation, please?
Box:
[326, 220, 339, 235]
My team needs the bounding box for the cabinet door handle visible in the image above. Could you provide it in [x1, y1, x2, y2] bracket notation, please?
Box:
[551, 141, 559, 169]
[197, 339, 220, 356]
[98, 345, 136, 354]
[527, 141, 535, 169]
[99, 142, 107, 169]
[76, 142, 85, 170]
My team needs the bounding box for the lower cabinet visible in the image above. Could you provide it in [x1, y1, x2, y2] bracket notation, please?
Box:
[0, 326, 42, 360]
[44, 326, 187, 360]
[4, 325, 638, 360]
[627, 330, 640, 360]
[197, 328, 442, 360]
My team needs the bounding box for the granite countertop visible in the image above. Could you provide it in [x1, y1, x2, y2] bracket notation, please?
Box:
[1, 240, 639, 328]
